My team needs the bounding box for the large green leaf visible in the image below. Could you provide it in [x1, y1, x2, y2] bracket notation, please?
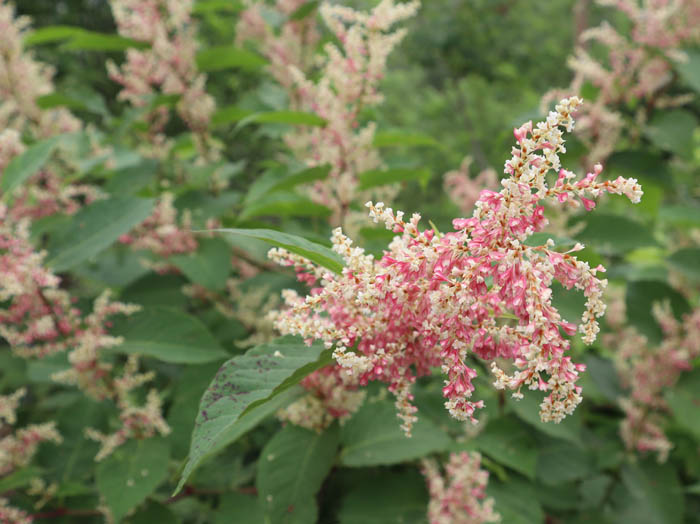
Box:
[267, 165, 332, 193]
[238, 111, 327, 127]
[644, 109, 697, 159]
[667, 248, 700, 282]
[536, 440, 593, 485]
[171, 237, 231, 290]
[109, 307, 228, 364]
[339, 399, 452, 466]
[666, 368, 700, 440]
[473, 415, 537, 479]
[510, 392, 582, 444]
[239, 193, 331, 220]
[575, 214, 657, 255]
[608, 460, 684, 524]
[214, 493, 264, 524]
[338, 469, 429, 524]
[96, 438, 170, 523]
[289, 1, 319, 21]
[46, 197, 154, 271]
[676, 48, 700, 92]
[487, 476, 544, 524]
[25, 25, 148, 50]
[196, 46, 266, 71]
[1, 137, 59, 197]
[217, 228, 344, 274]
[176, 337, 333, 492]
[257, 425, 339, 524]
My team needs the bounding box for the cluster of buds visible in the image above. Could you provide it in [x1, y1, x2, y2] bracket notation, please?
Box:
[118, 192, 198, 270]
[421, 452, 499, 524]
[0, 0, 81, 137]
[606, 298, 700, 461]
[543, 0, 700, 164]
[0, 498, 32, 524]
[236, 0, 320, 91]
[279, 0, 419, 225]
[271, 98, 642, 434]
[443, 156, 499, 215]
[107, 0, 216, 157]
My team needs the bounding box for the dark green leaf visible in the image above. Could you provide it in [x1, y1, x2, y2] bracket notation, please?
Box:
[109, 307, 228, 364]
[96, 438, 170, 522]
[676, 49, 700, 93]
[473, 416, 537, 479]
[46, 197, 155, 271]
[239, 193, 331, 220]
[536, 440, 593, 485]
[62, 31, 150, 51]
[267, 165, 332, 193]
[289, 1, 319, 21]
[373, 131, 441, 148]
[625, 280, 691, 344]
[575, 214, 657, 255]
[214, 492, 264, 524]
[23, 25, 85, 46]
[666, 368, 700, 440]
[257, 425, 339, 523]
[176, 337, 331, 492]
[339, 399, 452, 466]
[239, 110, 327, 127]
[171, 237, 231, 290]
[1, 137, 59, 197]
[487, 476, 544, 524]
[217, 228, 344, 274]
[510, 392, 582, 444]
[211, 105, 254, 126]
[645, 109, 697, 159]
[667, 248, 700, 282]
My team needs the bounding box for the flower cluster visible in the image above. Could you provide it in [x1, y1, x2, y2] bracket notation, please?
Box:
[0, 0, 81, 137]
[606, 299, 700, 461]
[271, 98, 642, 434]
[421, 452, 499, 524]
[444, 157, 499, 215]
[0, 498, 32, 524]
[543, 0, 700, 164]
[236, 0, 320, 91]
[282, 0, 419, 225]
[107, 0, 216, 156]
[277, 365, 365, 432]
[0, 206, 170, 461]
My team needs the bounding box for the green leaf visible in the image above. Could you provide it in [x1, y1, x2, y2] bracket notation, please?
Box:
[373, 131, 441, 149]
[339, 399, 452, 467]
[487, 476, 544, 524]
[62, 31, 149, 51]
[109, 307, 228, 364]
[0, 467, 43, 493]
[267, 165, 332, 193]
[358, 168, 432, 190]
[575, 214, 657, 255]
[667, 248, 700, 282]
[625, 280, 691, 344]
[171, 237, 231, 290]
[35, 93, 87, 111]
[217, 228, 344, 274]
[196, 45, 266, 72]
[238, 110, 327, 127]
[510, 392, 582, 444]
[289, 1, 319, 21]
[96, 438, 170, 523]
[665, 368, 700, 440]
[105, 158, 159, 195]
[338, 469, 429, 524]
[609, 459, 684, 524]
[193, 0, 243, 14]
[257, 425, 339, 523]
[176, 337, 332, 493]
[1, 137, 59, 197]
[536, 440, 593, 485]
[676, 49, 700, 93]
[239, 193, 331, 220]
[46, 197, 155, 271]
[211, 105, 254, 126]
[24, 25, 84, 46]
[214, 492, 264, 524]
[644, 109, 697, 159]
[658, 205, 700, 227]
[473, 416, 537, 479]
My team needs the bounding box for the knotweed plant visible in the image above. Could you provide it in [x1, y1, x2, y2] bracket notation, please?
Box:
[271, 97, 643, 434]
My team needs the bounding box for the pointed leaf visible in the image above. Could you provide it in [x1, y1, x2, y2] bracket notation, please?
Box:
[1, 137, 60, 197]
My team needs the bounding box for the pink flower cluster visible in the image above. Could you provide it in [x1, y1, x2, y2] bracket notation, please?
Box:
[271, 98, 642, 434]
[281, 0, 419, 225]
[107, 0, 216, 155]
[444, 157, 499, 215]
[236, 0, 320, 91]
[606, 300, 700, 461]
[543, 0, 700, 164]
[421, 452, 499, 524]
[0, 206, 170, 460]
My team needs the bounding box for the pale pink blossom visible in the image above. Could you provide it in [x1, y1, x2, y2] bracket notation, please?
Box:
[0, 498, 33, 524]
[444, 157, 499, 215]
[271, 98, 642, 434]
[422, 452, 499, 524]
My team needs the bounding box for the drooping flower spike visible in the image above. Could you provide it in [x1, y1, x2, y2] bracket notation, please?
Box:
[271, 97, 642, 434]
